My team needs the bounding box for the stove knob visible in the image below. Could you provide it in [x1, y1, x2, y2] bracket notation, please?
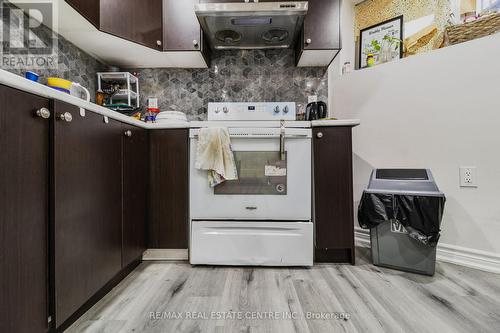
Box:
[274, 106, 280, 114]
[223, 106, 229, 114]
[214, 107, 220, 114]
[283, 106, 289, 114]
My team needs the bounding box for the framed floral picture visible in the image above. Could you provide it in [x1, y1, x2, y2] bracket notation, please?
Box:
[359, 15, 404, 69]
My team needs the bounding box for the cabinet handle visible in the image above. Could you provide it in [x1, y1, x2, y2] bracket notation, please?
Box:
[193, 39, 199, 48]
[58, 112, 72, 122]
[124, 130, 132, 137]
[35, 107, 51, 119]
[306, 38, 312, 45]
[156, 40, 162, 47]
[316, 132, 323, 139]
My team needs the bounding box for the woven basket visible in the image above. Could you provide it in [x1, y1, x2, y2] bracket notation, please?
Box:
[445, 12, 500, 46]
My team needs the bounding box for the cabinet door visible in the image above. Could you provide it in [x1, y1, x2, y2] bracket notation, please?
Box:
[163, 0, 201, 51]
[149, 129, 189, 249]
[53, 102, 122, 328]
[100, 0, 163, 50]
[0, 85, 49, 333]
[65, 0, 100, 27]
[122, 124, 148, 267]
[313, 127, 355, 263]
[302, 0, 340, 50]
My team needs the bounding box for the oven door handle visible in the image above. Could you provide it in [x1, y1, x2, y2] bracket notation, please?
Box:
[191, 134, 308, 138]
[280, 121, 286, 160]
[189, 128, 312, 139]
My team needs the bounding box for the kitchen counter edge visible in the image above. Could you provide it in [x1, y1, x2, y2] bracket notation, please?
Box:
[0, 70, 360, 129]
[310, 119, 360, 127]
[0, 69, 188, 130]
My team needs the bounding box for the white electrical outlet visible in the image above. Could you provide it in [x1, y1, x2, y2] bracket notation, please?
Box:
[308, 95, 318, 103]
[460, 167, 477, 187]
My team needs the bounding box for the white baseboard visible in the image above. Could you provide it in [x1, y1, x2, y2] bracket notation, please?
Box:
[141, 235, 500, 274]
[355, 227, 500, 275]
[355, 228, 371, 247]
[143, 249, 188, 261]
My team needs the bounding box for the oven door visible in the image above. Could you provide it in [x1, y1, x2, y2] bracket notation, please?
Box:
[190, 127, 312, 220]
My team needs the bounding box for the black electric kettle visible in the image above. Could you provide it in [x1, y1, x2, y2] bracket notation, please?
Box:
[305, 101, 327, 120]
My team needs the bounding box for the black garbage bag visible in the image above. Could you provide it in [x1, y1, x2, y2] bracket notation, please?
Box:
[358, 192, 445, 247]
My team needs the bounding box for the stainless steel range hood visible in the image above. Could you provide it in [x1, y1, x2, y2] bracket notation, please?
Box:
[195, 2, 308, 50]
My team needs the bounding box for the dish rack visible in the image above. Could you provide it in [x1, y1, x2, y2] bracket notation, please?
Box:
[97, 72, 140, 109]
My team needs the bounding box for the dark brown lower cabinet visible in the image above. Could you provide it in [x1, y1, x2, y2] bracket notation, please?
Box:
[2, 86, 187, 331]
[313, 126, 355, 264]
[52, 102, 123, 328]
[122, 124, 148, 267]
[0, 85, 50, 333]
[149, 129, 189, 249]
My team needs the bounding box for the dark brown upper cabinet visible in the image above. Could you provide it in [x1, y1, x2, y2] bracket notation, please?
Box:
[296, 0, 341, 67]
[63, 0, 209, 67]
[303, 0, 341, 50]
[66, 0, 100, 27]
[122, 124, 148, 268]
[162, 0, 210, 65]
[100, 0, 163, 50]
[52, 102, 123, 328]
[0, 85, 50, 333]
[163, 0, 202, 51]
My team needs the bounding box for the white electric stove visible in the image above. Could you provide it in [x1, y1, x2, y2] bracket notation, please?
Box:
[189, 102, 313, 266]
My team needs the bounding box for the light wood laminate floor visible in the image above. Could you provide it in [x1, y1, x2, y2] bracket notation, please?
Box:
[67, 247, 500, 333]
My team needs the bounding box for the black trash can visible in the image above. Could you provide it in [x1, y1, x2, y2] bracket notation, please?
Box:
[358, 169, 446, 275]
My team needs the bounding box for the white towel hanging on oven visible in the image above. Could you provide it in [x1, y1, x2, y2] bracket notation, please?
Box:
[195, 127, 238, 187]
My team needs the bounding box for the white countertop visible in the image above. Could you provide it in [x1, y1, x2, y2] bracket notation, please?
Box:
[0, 69, 187, 129]
[311, 119, 361, 127]
[0, 69, 360, 129]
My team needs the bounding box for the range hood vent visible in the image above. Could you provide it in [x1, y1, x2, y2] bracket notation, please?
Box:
[195, 2, 308, 50]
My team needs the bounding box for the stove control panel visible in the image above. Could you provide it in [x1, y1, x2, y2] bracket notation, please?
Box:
[208, 102, 296, 121]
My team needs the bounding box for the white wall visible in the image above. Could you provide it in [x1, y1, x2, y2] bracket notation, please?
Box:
[330, 33, 500, 257]
[328, 0, 357, 109]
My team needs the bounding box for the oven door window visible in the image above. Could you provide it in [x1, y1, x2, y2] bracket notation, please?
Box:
[214, 151, 287, 195]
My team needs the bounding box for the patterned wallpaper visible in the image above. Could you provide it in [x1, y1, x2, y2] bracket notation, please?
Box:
[131, 49, 328, 121]
[355, 0, 452, 55]
[1, 0, 106, 101]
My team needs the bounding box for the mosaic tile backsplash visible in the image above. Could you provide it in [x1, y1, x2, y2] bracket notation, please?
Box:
[1, 0, 106, 101]
[132, 49, 328, 120]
